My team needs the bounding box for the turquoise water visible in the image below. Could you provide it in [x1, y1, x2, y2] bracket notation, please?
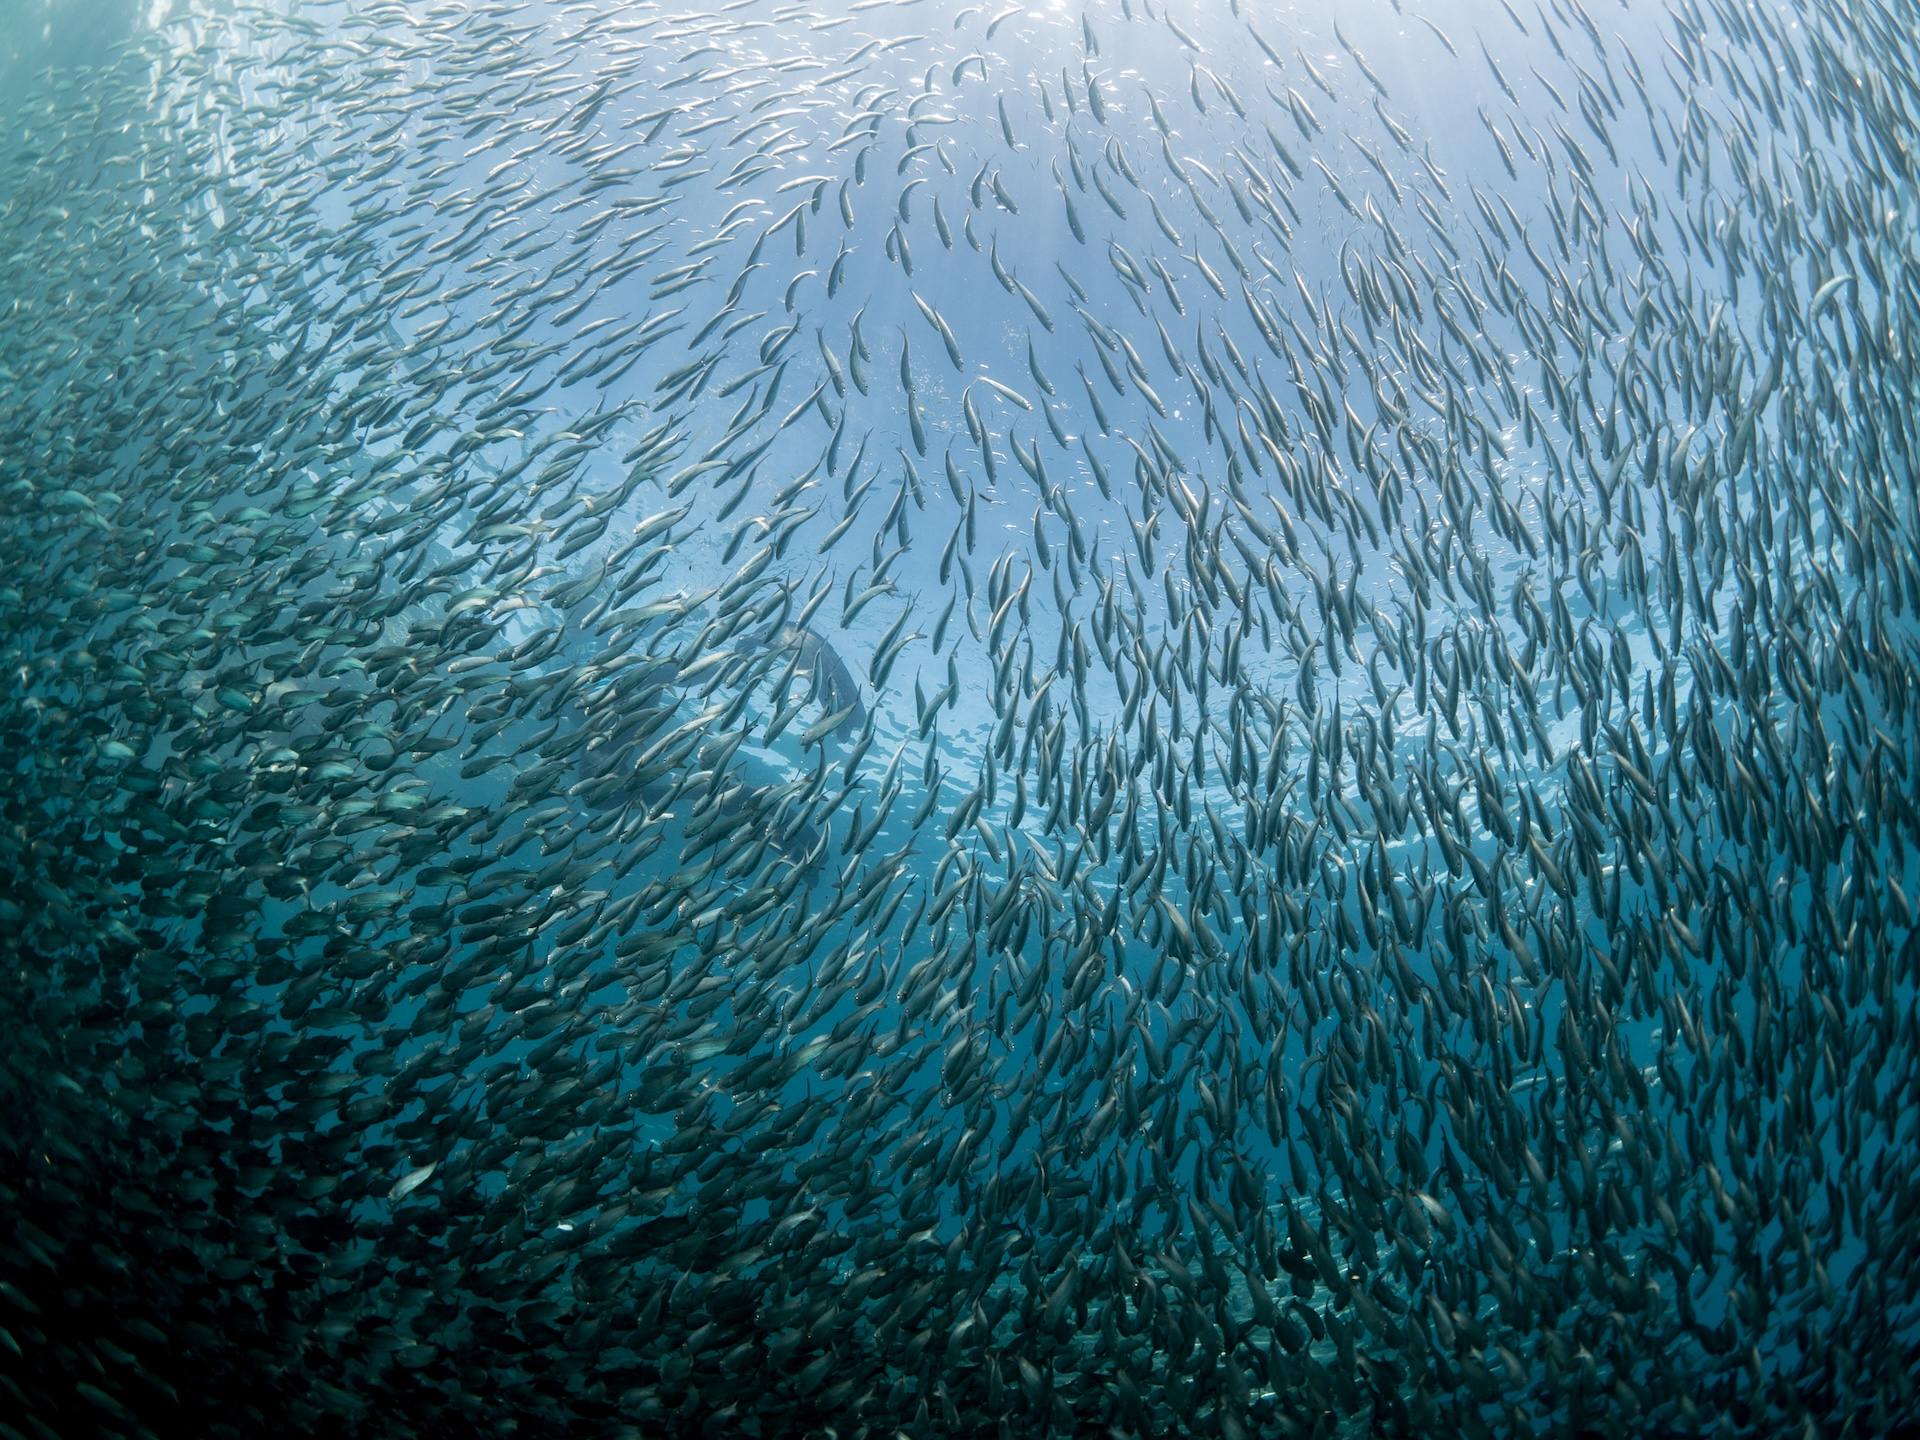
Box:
[1, 1, 1917, 1436]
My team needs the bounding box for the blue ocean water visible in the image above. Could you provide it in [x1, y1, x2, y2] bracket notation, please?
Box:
[1, 0, 1917, 1436]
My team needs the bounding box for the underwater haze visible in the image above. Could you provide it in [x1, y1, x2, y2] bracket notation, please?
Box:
[2, 0, 1918, 1435]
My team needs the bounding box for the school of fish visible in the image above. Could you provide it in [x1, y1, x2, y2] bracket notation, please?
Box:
[1, 0, 1917, 1434]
